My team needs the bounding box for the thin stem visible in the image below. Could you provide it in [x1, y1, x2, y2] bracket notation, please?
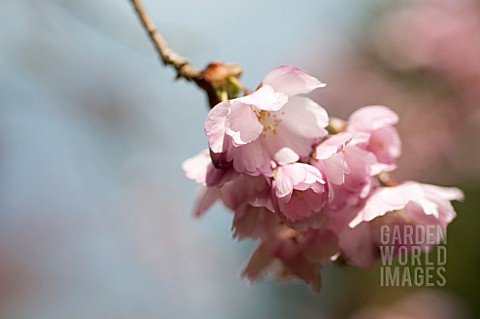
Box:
[129, 0, 202, 81]
[129, 0, 245, 108]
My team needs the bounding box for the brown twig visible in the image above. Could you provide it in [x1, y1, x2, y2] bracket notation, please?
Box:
[129, 0, 243, 108]
[129, 0, 202, 81]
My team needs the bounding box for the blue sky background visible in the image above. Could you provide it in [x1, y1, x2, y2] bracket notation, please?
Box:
[6, 1, 462, 318]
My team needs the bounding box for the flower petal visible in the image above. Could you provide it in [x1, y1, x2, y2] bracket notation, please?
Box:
[236, 85, 288, 111]
[182, 150, 211, 184]
[347, 105, 399, 132]
[193, 187, 218, 217]
[323, 152, 350, 185]
[275, 163, 325, 199]
[419, 184, 464, 202]
[274, 147, 300, 165]
[280, 96, 329, 138]
[226, 102, 263, 146]
[263, 65, 326, 96]
[242, 241, 276, 282]
[348, 183, 424, 228]
[205, 101, 231, 153]
[369, 125, 402, 163]
[275, 169, 295, 199]
[227, 140, 273, 176]
[418, 184, 464, 224]
[315, 133, 354, 160]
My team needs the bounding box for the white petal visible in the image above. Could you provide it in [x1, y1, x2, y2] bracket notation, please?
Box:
[419, 184, 464, 202]
[274, 147, 300, 165]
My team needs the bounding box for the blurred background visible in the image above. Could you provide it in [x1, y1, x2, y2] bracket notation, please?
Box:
[1, 0, 479, 318]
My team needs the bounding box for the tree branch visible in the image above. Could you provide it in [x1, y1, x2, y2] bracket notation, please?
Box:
[129, 0, 202, 81]
[129, 0, 245, 108]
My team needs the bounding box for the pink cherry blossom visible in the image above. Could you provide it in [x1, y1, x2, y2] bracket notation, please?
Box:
[347, 105, 401, 165]
[340, 182, 463, 267]
[182, 65, 464, 291]
[205, 65, 328, 176]
[272, 163, 327, 222]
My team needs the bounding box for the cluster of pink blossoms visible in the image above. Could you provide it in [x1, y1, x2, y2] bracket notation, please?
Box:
[183, 66, 463, 290]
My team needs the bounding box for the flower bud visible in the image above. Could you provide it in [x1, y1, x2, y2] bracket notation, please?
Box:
[203, 62, 231, 88]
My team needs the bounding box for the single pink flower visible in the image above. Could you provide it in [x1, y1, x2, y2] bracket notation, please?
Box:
[205, 65, 328, 176]
[347, 105, 401, 165]
[272, 162, 327, 222]
[340, 182, 463, 267]
[294, 132, 374, 234]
